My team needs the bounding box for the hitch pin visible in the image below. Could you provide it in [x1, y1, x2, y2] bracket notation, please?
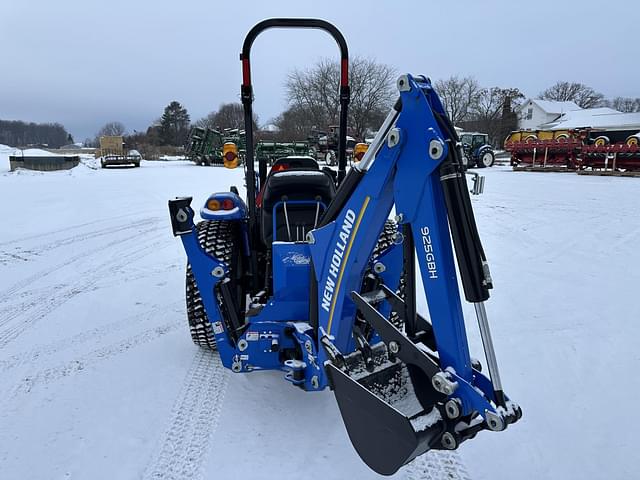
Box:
[474, 302, 506, 407]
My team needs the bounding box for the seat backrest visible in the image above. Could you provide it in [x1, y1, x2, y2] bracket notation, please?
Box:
[261, 169, 336, 245]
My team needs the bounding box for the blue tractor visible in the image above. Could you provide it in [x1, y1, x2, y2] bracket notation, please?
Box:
[168, 19, 520, 476]
[460, 131, 495, 168]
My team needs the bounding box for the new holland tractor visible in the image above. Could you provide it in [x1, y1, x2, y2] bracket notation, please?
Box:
[459, 131, 495, 168]
[168, 19, 521, 475]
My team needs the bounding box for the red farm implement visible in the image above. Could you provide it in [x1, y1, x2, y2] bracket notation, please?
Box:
[506, 138, 581, 172]
[578, 143, 640, 176]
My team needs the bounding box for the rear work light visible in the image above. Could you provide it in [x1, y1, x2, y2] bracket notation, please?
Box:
[223, 142, 239, 169]
[353, 143, 368, 162]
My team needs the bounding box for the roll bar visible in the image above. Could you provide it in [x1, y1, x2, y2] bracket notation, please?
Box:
[240, 18, 351, 228]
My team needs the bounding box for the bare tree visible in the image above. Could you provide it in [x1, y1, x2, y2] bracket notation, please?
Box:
[286, 58, 341, 130]
[273, 105, 316, 141]
[96, 121, 126, 137]
[213, 103, 245, 130]
[434, 76, 482, 125]
[538, 81, 604, 108]
[603, 97, 640, 113]
[194, 112, 217, 130]
[348, 57, 396, 140]
[464, 87, 524, 145]
[195, 104, 258, 131]
[285, 56, 396, 140]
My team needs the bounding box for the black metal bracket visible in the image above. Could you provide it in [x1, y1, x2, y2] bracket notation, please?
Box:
[168, 197, 193, 236]
[351, 290, 441, 379]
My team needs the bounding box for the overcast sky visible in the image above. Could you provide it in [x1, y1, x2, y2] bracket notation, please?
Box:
[1, 0, 637, 141]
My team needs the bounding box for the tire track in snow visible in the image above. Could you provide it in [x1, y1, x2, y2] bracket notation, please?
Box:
[0, 232, 164, 333]
[0, 258, 180, 329]
[0, 220, 164, 306]
[142, 349, 228, 480]
[3, 321, 181, 400]
[0, 216, 161, 266]
[0, 211, 159, 248]
[0, 300, 182, 374]
[0, 234, 167, 349]
[399, 451, 472, 480]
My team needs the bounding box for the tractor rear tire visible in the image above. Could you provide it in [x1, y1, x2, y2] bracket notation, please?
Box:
[477, 150, 495, 168]
[185, 220, 240, 350]
[371, 220, 405, 331]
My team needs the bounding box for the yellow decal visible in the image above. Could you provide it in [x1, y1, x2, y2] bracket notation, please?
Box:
[327, 196, 370, 335]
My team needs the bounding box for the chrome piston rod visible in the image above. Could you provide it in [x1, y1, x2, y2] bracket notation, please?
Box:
[474, 302, 505, 406]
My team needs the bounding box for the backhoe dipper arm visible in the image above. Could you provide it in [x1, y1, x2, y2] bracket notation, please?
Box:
[309, 75, 519, 429]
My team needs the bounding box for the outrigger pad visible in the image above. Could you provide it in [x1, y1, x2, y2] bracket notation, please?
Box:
[326, 362, 445, 476]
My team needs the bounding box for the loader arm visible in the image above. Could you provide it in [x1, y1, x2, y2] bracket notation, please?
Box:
[308, 74, 520, 474]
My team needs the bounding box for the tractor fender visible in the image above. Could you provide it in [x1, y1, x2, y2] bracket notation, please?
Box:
[200, 191, 248, 221]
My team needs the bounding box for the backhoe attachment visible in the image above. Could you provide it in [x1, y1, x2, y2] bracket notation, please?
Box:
[326, 284, 520, 475]
[316, 74, 521, 475]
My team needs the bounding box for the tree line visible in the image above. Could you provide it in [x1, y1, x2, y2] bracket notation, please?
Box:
[94, 69, 640, 155]
[0, 120, 72, 148]
[5, 57, 638, 153]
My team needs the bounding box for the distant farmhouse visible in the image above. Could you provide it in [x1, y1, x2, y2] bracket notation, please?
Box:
[517, 100, 581, 130]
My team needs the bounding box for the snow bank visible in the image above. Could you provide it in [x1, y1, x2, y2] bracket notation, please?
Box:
[0, 144, 18, 172]
[19, 148, 64, 157]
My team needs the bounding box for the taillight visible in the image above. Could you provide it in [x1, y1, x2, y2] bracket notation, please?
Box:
[221, 199, 234, 210]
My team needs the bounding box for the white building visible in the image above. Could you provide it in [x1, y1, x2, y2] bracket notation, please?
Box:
[539, 108, 640, 132]
[516, 99, 581, 130]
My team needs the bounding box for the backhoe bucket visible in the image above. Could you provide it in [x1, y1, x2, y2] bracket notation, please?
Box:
[326, 360, 445, 476]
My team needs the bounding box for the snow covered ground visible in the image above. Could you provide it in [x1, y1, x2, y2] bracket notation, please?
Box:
[0, 157, 638, 479]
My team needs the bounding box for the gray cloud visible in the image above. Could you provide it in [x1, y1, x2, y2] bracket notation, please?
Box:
[1, 0, 636, 141]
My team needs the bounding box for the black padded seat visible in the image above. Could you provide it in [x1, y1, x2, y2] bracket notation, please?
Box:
[261, 169, 336, 244]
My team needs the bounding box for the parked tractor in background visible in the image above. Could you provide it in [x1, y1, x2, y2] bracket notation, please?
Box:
[308, 125, 356, 165]
[459, 131, 495, 168]
[96, 136, 141, 168]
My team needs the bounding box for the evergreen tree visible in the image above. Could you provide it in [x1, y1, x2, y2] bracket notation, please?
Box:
[159, 101, 190, 146]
